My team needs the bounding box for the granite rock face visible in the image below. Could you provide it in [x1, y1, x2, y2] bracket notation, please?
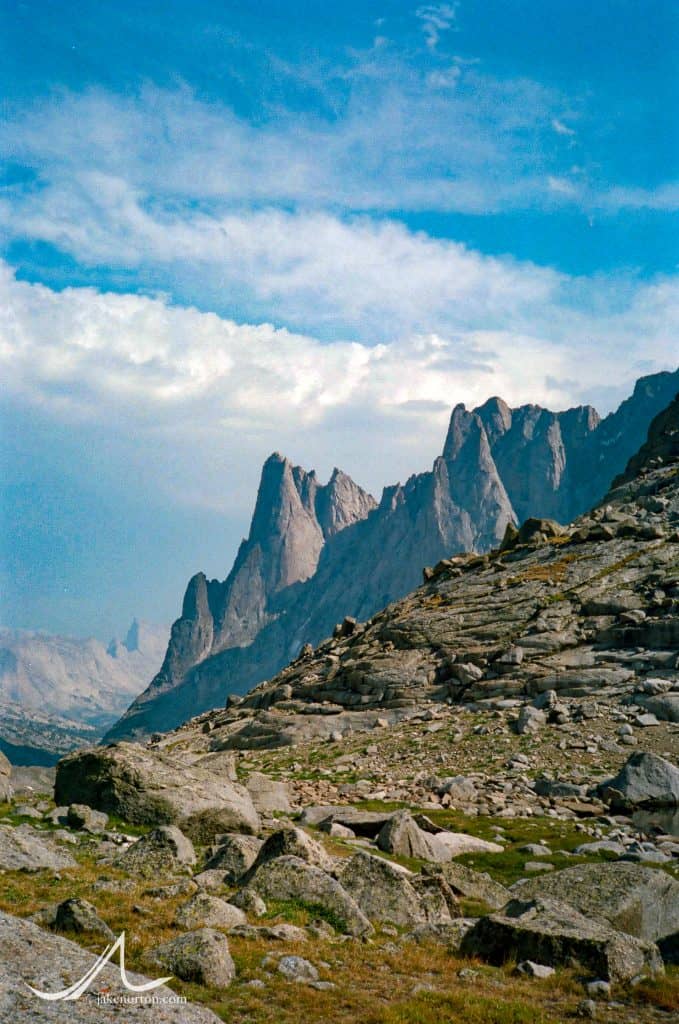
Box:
[511, 862, 679, 946]
[462, 897, 663, 983]
[0, 910, 220, 1023]
[107, 369, 679, 741]
[141, 383, 679, 755]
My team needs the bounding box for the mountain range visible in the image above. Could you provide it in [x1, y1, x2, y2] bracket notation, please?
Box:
[105, 369, 679, 742]
[0, 619, 167, 763]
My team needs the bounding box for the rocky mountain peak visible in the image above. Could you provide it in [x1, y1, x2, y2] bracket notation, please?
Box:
[105, 369, 679, 743]
[612, 391, 679, 488]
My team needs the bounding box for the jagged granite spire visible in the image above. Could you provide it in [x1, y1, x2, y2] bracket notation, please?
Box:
[104, 458, 376, 740]
[105, 367, 679, 741]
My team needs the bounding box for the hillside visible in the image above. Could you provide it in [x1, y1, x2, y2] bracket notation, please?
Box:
[106, 369, 679, 741]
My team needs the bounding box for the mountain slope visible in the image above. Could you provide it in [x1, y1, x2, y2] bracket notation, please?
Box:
[158, 386, 679, 754]
[106, 368, 679, 742]
[0, 620, 167, 763]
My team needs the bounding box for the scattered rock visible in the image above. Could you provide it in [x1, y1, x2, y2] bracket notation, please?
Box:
[175, 893, 246, 930]
[145, 928, 236, 988]
[54, 898, 114, 941]
[118, 825, 196, 877]
[0, 823, 76, 871]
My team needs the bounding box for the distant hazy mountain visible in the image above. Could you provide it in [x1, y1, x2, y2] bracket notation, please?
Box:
[0, 619, 167, 763]
[106, 368, 679, 742]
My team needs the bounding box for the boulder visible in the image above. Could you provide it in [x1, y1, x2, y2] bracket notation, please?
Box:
[299, 805, 394, 837]
[118, 825, 197, 877]
[245, 854, 372, 936]
[511, 862, 679, 946]
[0, 824, 76, 872]
[598, 752, 679, 809]
[462, 897, 663, 983]
[277, 955, 318, 982]
[145, 928, 236, 988]
[337, 851, 451, 929]
[66, 804, 109, 833]
[376, 811, 444, 860]
[429, 862, 511, 910]
[245, 827, 334, 876]
[54, 898, 114, 941]
[203, 833, 263, 882]
[0, 910, 220, 1022]
[0, 751, 13, 802]
[245, 772, 293, 813]
[175, 893, 246, 931]
[636, 693, 679, 723]
[54, 743, 260, 840]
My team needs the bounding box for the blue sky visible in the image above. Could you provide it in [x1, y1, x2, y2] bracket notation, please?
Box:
[0, 1, 677, 638]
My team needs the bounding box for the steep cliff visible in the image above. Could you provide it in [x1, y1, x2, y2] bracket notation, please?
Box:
[105, 369, 679, 741]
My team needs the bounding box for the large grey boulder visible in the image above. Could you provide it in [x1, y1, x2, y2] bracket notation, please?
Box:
[245, 854, 372, 936]
[636, 693, 679, 723]
[245, 827, 334, 876]
[175, 892, 246, 931]
[337, 851, 454, 929]
[204, 833, 263, 882]
[245, 771, 293, 813]
[118, 825, 196, 877]
[376, 811, 501, 862]
[0, 910, 220, 1022]
[376, 811, 442, 860]
[55, 743, 260, 840]
[0, 824, 76, 872]
[0, 750, 13, 802]
[511, 862, 679, 946]
[145, 928, 236, 987]
[462, 897, 663, 982]
[599, 752, 679, 809]
[430, 862, 511, 910]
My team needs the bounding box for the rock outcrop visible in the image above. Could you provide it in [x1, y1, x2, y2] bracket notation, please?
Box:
[461, 897, 663, 982]
[107, 369, 679, 742]
[54, 742, 260, 840]
[149, 386, 679, 754]
[0, 910, 220, 1022]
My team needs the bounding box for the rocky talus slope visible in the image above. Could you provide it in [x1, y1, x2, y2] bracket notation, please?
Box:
[0, 394, 674, 1021]
[146, 393, 679, 755]
[108, 368, 679, 741]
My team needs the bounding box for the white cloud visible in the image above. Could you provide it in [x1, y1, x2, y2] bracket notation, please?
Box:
[416, 4, 459, 49]
[552, 118, 576, 137]
[1, 259, 676, 512]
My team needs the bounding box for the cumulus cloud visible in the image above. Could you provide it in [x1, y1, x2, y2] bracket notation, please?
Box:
[1, 259, 676, 510]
